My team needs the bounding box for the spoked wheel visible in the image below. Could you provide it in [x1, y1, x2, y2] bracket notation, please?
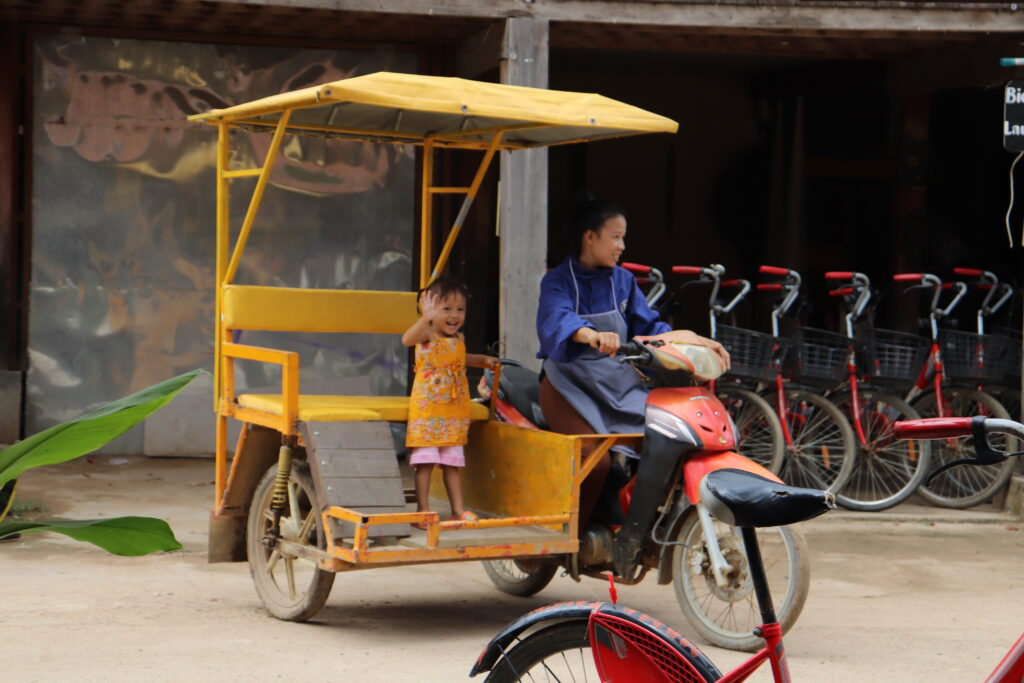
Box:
[482, 558, 558, 597]
[832, 389, 931, 512]
[764, 387, 856, 493]
[717, 384, 785, 474]
[247, 461, 335, 621]
[484, 620, 719, 683]
[672, 512, 810, 652]
[912, 387, 1017, 508]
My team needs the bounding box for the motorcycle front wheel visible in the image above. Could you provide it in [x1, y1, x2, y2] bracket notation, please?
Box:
[672, 511, 810, 652]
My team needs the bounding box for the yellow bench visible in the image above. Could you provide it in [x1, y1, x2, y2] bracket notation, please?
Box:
[219, 284, 468, 434]
[236, 393, 489, 423]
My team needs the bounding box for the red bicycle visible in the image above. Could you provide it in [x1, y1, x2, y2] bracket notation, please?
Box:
[894, 270, 1017, 508]
[804, 271, 932, 511]
[472, 467, 832, 682]
[471, 415, 1024, 683]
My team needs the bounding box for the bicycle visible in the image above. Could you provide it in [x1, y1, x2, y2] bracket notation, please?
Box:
[674, 264, 855, 493]
[895, 270, 1017, 508]
[756, 264, 856, 494]
[807, 271, 932, 511]
[471, 414, 1024, 683]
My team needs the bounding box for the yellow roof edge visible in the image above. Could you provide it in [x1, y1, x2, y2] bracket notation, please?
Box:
[187, 72, 678, 138]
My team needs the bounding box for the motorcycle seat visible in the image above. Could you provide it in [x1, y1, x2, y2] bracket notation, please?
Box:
[699, 468, 834, 528]
[497, 362, 549, 430]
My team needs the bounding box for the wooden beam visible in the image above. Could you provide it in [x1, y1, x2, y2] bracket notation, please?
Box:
[204, 0, 1024, 34]
[499, 16, 549, 371]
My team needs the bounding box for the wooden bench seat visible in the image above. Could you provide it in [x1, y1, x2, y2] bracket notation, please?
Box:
[237, 393, 490, 423]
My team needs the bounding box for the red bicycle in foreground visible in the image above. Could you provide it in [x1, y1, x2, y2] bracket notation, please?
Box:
[471, 416, 1024, 683]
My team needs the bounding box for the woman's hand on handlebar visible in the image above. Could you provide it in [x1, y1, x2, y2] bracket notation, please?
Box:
[649, 330, 732, 371]
[574, 327, 621, 355]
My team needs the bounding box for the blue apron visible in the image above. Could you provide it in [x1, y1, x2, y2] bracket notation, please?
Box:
[542, 261, 648, 438]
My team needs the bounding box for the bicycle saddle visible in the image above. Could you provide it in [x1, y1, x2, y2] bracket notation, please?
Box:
[699, 468, 834, 528]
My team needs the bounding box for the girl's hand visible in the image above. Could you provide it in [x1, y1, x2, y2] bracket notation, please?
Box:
[418, 290, 440, 321]
[482, 356, 500, 371]
[652, 330, 731, 371]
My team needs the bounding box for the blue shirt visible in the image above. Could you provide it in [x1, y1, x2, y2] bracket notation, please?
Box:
[537, 256, 671, 363]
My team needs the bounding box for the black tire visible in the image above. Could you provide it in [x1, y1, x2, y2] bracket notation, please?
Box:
[672, 511, 810, 652]
[912, 387, 1017, 508]
[247, 461, 335, 621]
[485, 620, 718, 683]
[764, 387, 857, 493]
[482, 558, 558, 597]
[832, 389, 931, 511]
[717, 384, 785, 474]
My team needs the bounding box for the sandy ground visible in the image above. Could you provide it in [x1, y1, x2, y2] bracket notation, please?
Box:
[3, 455, 1023, 683]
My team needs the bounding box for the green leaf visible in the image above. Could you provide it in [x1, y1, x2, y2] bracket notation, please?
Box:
[0, 369, 205, 488]
[0, 516, 182, 556]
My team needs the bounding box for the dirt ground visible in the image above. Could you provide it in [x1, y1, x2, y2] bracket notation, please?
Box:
[4, 455, 1023, 683]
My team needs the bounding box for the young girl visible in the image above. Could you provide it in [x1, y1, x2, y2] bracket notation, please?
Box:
[402, 278, 498, 526]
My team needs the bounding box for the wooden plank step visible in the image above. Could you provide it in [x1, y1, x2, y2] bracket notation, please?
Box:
[301, 421, 407, 539]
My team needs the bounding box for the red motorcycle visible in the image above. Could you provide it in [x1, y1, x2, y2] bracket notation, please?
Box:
[478, 337, 811, 651]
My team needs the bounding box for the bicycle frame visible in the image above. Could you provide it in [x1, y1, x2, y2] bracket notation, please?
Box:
[893, 415, 1024, 683]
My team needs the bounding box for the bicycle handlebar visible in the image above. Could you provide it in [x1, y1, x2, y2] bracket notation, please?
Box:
[953, 267, 984, 277]
[825, 271, 855, 280]
[673, 266, 704, 275]
[829, 287, 855, 297]
[894, 417, 975, 439]
[894, 416, 1022, 483]
[759, 265, 790, 276]
[621, 262, 651, 275]
[893, 273, 923, 282]
[757, 283, 782, 291]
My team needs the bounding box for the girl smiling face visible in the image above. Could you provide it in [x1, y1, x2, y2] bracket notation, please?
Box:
[432, 292, 467, 337]
[578, 214, 627, 270]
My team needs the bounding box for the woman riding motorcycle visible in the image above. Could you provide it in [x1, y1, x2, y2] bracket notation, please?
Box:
[535, 197, 730, 576]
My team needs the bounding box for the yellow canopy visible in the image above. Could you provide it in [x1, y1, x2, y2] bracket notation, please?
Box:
[188, 71, 677, 149]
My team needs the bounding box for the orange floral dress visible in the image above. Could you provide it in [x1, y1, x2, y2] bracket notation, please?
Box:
[406, 334, 471, 448]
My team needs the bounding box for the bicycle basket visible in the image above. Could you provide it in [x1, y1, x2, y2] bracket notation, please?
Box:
[859, 328, 930, 387]
[717, 324, 788, 383]
[787, 327, 851, 385]
[940, 329, 1012, 383]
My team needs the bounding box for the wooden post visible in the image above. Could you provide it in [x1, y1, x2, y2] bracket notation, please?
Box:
[499, 17, 549, 370]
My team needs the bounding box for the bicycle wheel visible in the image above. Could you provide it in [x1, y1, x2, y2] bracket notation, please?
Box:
[672, 511, 810, 652]
[482, 558, 558, 597]
[247, 461, 335, 621]
[912, 387, 1017, 508]
[484, 620, 719, 683]
[763, 387, 856, 493]
[716, 384, 785, 474]
[832, 389, 931, 512]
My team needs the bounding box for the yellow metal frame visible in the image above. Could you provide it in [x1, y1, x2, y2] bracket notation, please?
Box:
[195, 72, 676, 570]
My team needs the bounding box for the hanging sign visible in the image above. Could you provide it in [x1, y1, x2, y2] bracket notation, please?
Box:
[1006, 80, 1024, 151]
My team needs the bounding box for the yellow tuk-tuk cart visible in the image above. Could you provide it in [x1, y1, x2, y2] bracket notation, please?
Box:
[189, 72, 677, 621]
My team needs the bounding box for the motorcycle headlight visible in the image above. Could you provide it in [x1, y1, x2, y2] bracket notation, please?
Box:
[645, 405, 702, 446]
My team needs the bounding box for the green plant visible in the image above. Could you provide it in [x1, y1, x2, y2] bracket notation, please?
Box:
[0, 369, 204, 555]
